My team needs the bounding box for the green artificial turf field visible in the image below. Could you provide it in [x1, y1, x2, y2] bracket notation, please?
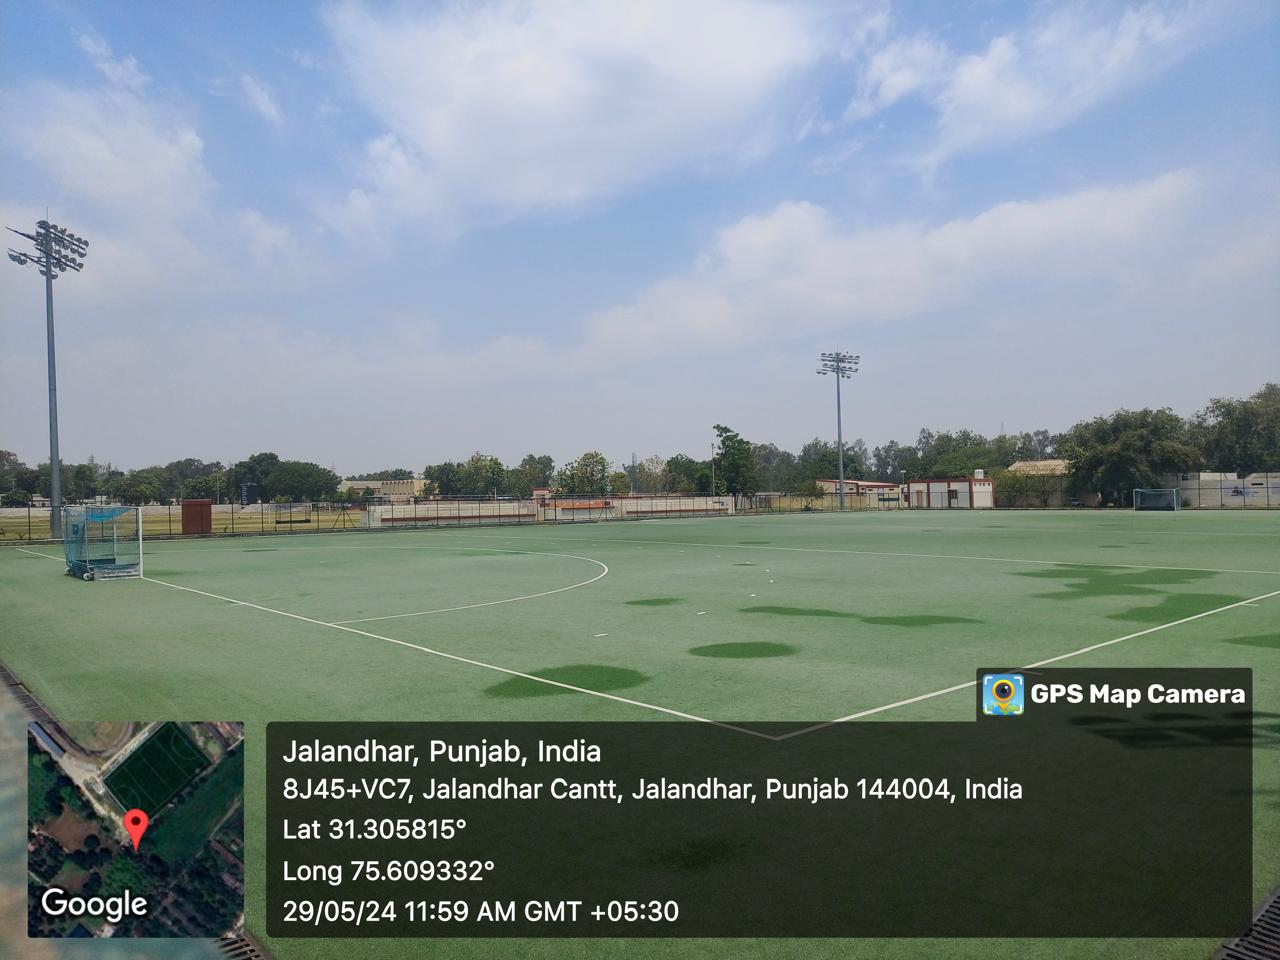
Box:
[103, 721, 208, 813]
[2, 508, 1277, 960]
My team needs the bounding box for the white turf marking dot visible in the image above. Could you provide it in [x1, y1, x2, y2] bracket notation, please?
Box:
[697, 611, 707, 616]
[594, 633, 609, 638]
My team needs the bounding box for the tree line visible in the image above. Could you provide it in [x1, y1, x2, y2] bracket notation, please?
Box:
[1, 383, 1274, 507]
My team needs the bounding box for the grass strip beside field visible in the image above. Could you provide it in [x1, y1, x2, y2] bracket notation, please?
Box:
[150, 745, 244, 863]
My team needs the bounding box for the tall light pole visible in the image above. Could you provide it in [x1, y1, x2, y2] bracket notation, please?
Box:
[816, 351, 860, 511]
[7, 218, 89, 539]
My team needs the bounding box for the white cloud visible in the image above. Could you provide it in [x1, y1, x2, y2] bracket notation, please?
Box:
[4, 84, 211, 228]
[845, 33, 950, 120]
[240, 74, 282, 125]
[0, 50, 218, 310]
[75, 33, 150, 93]
[321, 0, 821, 229]
[579, 171, 1207, 359]
[237, 209, 293, 263]
[843, 2, 1234, 168]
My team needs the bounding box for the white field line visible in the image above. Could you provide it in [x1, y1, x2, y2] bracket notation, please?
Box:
[19, 542, 611, 626]
[776, 588, 1280, 740]
[330, 553, 607, 625]
[420, 531, 1280, 577]
[16, 544, 1279, 741]
[16, 547, 60, 560]
[137, 574, 773, 741]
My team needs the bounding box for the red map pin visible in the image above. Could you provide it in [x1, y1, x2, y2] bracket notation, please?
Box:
[123, 809, 149, 851]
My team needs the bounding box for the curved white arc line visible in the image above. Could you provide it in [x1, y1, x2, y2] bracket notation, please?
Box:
[139, 574, 774, 741]
[332, 555, 609, 625]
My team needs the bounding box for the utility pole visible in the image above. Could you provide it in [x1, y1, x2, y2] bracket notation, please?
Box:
[816, 351, 860, 511]
[7, 218, 89, 539]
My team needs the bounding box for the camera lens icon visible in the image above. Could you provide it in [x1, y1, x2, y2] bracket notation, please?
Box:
[982, 673, 1025, 716]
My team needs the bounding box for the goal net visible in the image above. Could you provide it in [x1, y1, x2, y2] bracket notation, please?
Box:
[62, 506, 142, 580]
[1133, 488, 1179, 511]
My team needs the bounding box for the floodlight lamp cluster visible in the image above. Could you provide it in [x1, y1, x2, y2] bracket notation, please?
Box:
[6, 219, 89, 279]
[816, 351, 860, 379]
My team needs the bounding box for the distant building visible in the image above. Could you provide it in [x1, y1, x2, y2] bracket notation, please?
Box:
[337, 478, 426, 503]
[1001, 459, 1099, 507]
[1006, 458, 1070, 476]
[1177, 472, 1280, 509]
[904, 475, 994, 509]
[28, 721, 64, 759]
[815, 479, 900, 496]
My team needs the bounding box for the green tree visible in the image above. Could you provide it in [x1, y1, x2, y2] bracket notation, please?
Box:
[162, 459, 224, 498]
[110, 468, 169, 505]
[181, 474, 226, 500]
[261, 461, 340, 501]
[1, 489, 32, 506]
[1061, 408, 1201, 506]
[608, 471, 631, 495]
[793, 437, 866, 485]
[459, 453, 507, 497]
[631, 454, 669, 494]
[554, 452, 612, 496]
[664, 454, 704, 493]
[424, 461, 465, 497]
[713, 424, 760, 495]
[1192, 382, 1280, 473]
[751, 443, 795, 493]
[506, 454, 556, 497]
[228, 452, 280, 503]
[0, 450, 24, 485]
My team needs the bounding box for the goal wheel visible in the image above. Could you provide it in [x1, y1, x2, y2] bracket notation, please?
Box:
[83, 571, 94, 581]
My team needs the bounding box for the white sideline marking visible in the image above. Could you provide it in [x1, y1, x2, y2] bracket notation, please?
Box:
[139, 574, 773, 741]
[331, 552, 609, 625]
[422, 531, 1280, 577]
[776, 588, 1280, 740]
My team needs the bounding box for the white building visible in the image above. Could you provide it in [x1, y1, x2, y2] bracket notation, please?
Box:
[903, 474, 994, 509]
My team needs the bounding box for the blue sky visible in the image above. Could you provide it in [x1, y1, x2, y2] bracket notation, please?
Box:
[1, 1, 1277, 474]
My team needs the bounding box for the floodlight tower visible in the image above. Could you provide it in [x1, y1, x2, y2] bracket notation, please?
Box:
[816, 351, 860, 511]
[7, 218, 89, 539]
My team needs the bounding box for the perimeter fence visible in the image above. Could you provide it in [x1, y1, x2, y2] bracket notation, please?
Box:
[0, 491, 902, 544]
[3, 476, 1274, 544]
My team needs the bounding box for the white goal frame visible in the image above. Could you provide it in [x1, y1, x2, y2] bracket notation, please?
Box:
[1132, 488, 1179, 511]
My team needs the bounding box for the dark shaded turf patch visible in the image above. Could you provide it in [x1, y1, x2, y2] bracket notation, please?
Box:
[1019, 565, 1218, 601]
[1220, 634, 1280, 650]
[860, 615, 983, 627]
[242, 548, 277, 552]
[738, 606, 980, 628]
[740, 605, 858, 618]
[649, 836, 740, 871]
[484, 664, 650, 698]
[1108, 593, 1246, 623]
[732, 562, 755, 566]
[626, 597, 683, 606]
[688, 641, 797, 658]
